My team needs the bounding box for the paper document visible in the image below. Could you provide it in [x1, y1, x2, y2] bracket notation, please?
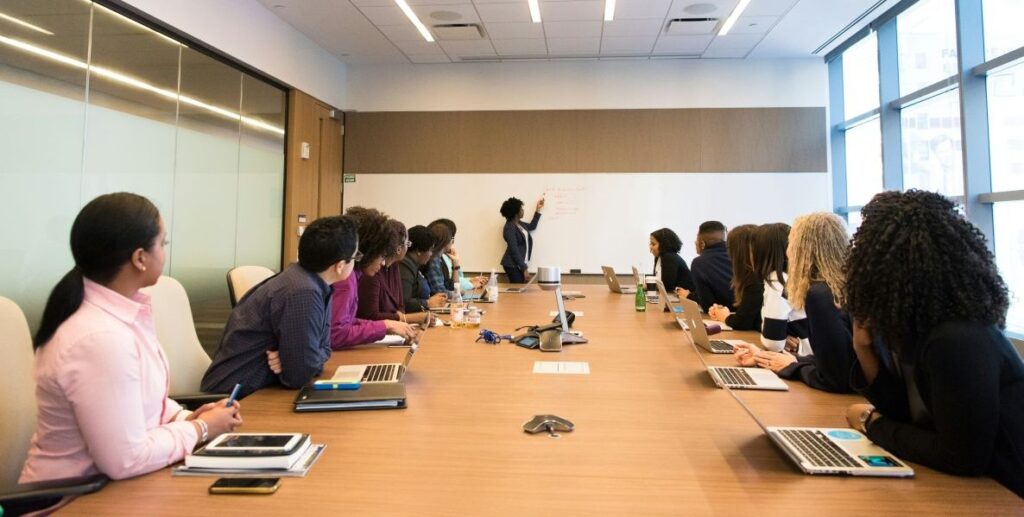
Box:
[533, 361, 590, 375]
[370, 335, 406, 346]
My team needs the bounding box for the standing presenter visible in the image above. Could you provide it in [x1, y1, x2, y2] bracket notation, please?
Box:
[499, 196, 544, 283]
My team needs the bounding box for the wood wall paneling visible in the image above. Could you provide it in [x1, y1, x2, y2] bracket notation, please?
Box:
[318, 114, 343, 217]
[343, 107, 827, 174]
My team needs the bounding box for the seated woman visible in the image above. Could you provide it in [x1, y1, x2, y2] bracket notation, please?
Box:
[330, 207, 419, 349]
[20, 193, 241, 491]
[732, 223, 808, 361]
[499, 196, 544, 284]
[708, 224, 762, 330]
[399, 225, 448, 312]
[734, 213, 855, 393]
[424, 221, 455, 296]
[649, 228, 695, 292]
[430, 218, 487, 293]
[843, 190, 1023, 498]
[357, 220, 433, 327]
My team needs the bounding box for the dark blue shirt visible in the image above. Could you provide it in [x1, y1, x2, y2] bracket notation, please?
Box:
[201, 264, 333, 399]
[689, 242, 735, 312]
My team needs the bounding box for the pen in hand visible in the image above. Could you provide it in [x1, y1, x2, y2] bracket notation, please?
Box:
[225, 383, 242, 408]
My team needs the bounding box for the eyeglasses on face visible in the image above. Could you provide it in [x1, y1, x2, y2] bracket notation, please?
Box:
[347, 249, 364, 263]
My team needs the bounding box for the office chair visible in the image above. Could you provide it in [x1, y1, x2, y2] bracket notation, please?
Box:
[140, 276, 225, 409]
[0, 297, 107, 512]
[226, 265, 275, 307]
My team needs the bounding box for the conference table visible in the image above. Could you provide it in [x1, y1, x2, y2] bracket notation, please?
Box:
[66, 284, 1022, 514]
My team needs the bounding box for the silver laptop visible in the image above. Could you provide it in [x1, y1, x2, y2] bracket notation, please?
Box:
[601, 265, 636, 294]
[681, 298, 788, 391]
[674, 295, 744, 356]
[554, 286, 587, 345]
[501, 271, 538, 293]
[719, 368, 914, 477]
[331, 344, 418, 384]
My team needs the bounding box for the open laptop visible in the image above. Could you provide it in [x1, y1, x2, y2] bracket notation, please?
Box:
[554, 287, 587, 345]
[682, 302, 788, 391]
[601, 266, 636, 294]
[675, 296, 745, 355]
[501, 271, 538, 293]
[331, 344, 418, 384]
[715, 360, 914, 477]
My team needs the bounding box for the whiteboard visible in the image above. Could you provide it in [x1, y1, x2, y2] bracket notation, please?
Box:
[344, 173, 830, 274]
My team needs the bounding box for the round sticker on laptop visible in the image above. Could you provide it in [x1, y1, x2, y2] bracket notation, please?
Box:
[827, 430, 862, 440]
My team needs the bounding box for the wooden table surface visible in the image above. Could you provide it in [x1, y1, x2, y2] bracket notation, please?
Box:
[65, 285, 1022, 515]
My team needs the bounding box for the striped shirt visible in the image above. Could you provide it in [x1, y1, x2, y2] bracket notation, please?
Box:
[759, 272, 809, 353]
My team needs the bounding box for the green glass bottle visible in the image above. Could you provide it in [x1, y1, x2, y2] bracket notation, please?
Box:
[634, 282, 646, 312]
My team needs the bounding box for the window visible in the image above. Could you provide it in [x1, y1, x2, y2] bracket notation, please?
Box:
[983, 0, 1024, 60]
[987, 61, 1024, 192]
[897, 0, 958, 95]
[901, 90, 964, 196]
[843, 34, 880, 117]
[845, 118, 884, 206]
[994, 201, 1024, 335]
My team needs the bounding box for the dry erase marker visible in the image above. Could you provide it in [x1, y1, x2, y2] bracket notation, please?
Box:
[225, 384, 242, 407]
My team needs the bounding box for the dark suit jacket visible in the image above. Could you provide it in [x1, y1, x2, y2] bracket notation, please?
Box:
[655, 252, 694, 291]
[500, 212, 541, 269]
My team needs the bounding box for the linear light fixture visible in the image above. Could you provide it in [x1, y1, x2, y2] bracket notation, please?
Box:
[528, 0, 542, 23]
[604, 0, 616, 22]
[718, 0, 751, 35]
[0, 11, 55, 35]
[0, 34, 284, 135]
[394, 0, 434, 42]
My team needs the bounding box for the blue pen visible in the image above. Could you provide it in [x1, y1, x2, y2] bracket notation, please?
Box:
[225, 383, 242, 407]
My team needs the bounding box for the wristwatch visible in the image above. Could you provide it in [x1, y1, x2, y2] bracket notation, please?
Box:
[858, 407, 877, 433]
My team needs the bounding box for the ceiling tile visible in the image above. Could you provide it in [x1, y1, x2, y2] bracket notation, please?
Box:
[541, 1, 604, 22]
[652, 34, 713, 53]
[357, 5, 411, 25]
[543, 20, 602, 38]
[377, 23, 428, 41]
[601, 18, 664, 38]
[743, 0, 799, 17]
[475, 2, 533, 23]
[546, 37, 601, 54]
[408, 0, 473, 4]
[612, 0, 672, 20]
[667, 0, 738, 19]
[701, 46, 750, 58]
[407, 54, 454, 63]
[413, 3, 481, 24]
[601, 36, 657, 53]
[706, 33, 762, 49]
[351, 0, 396, 6]
[727, 15, 778, 35]
[392, 39, 446, 54]
[492, 38, 548, 55]
[483, 21, 545, 39]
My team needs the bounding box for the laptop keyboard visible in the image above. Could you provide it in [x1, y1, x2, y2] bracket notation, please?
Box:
[709, 340, 734, 352]
[778, 429, 860, 468]
[716, 367, 755, 386]
[362, 364, 395, 383]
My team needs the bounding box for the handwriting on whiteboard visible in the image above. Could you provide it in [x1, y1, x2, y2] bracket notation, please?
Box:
[544, 185, 585, 217]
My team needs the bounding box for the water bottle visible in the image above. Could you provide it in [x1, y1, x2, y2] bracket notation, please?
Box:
[485, 269, 499, 302]
[634, 281, 646, 312]
[451, 281, 466, 328]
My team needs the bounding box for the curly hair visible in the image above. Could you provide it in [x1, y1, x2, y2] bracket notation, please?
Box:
[500, 197, 524, 220]
[752, 223, 790, 285]
[786, 212, 849, 311]
[344, 206, 391, 267]
[385, 219, 407, 261]
[845, 190, 1009, 352]
[651, 228, 683, 254]
[726, 224, 758, 305]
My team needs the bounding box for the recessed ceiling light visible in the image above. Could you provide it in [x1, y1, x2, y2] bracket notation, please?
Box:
[0, 11, 54, 35]
[528, 0, 541, 23]
[717, 0, 751, 36]
[604, 0, 616, 22]
[394, 0, 435, 42]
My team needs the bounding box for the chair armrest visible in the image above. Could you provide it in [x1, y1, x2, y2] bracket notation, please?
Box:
[171, 393, 228, 410]
[0, 474, 108, 514]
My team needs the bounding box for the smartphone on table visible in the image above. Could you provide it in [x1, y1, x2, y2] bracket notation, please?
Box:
[209, 477, 280, 495]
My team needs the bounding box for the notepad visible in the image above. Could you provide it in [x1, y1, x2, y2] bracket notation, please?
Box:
[533, 361, 590, 375]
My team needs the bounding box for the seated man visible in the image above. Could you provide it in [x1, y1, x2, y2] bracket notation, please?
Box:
[681, 220, 735, 312]
[201, 215, 358, 399]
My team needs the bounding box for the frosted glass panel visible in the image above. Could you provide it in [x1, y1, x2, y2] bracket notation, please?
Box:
[0, 0, 90, 330]
[169, 48, 242, 308]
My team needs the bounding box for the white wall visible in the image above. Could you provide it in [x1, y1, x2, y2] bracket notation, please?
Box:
[346, 58, 826, 111]
[125, 0, 348, 108]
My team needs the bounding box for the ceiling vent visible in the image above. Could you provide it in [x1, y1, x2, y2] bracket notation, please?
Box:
[432, 23, 484, 41]
[665, 17, 719, 35]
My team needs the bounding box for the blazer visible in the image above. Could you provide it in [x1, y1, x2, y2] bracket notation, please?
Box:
[500, 212, 541, 270]
[399, 256, 432, 312]
[654, 252, 694, 292]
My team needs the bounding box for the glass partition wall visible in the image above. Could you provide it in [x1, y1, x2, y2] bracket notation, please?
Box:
[0, 0, 286, 351]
